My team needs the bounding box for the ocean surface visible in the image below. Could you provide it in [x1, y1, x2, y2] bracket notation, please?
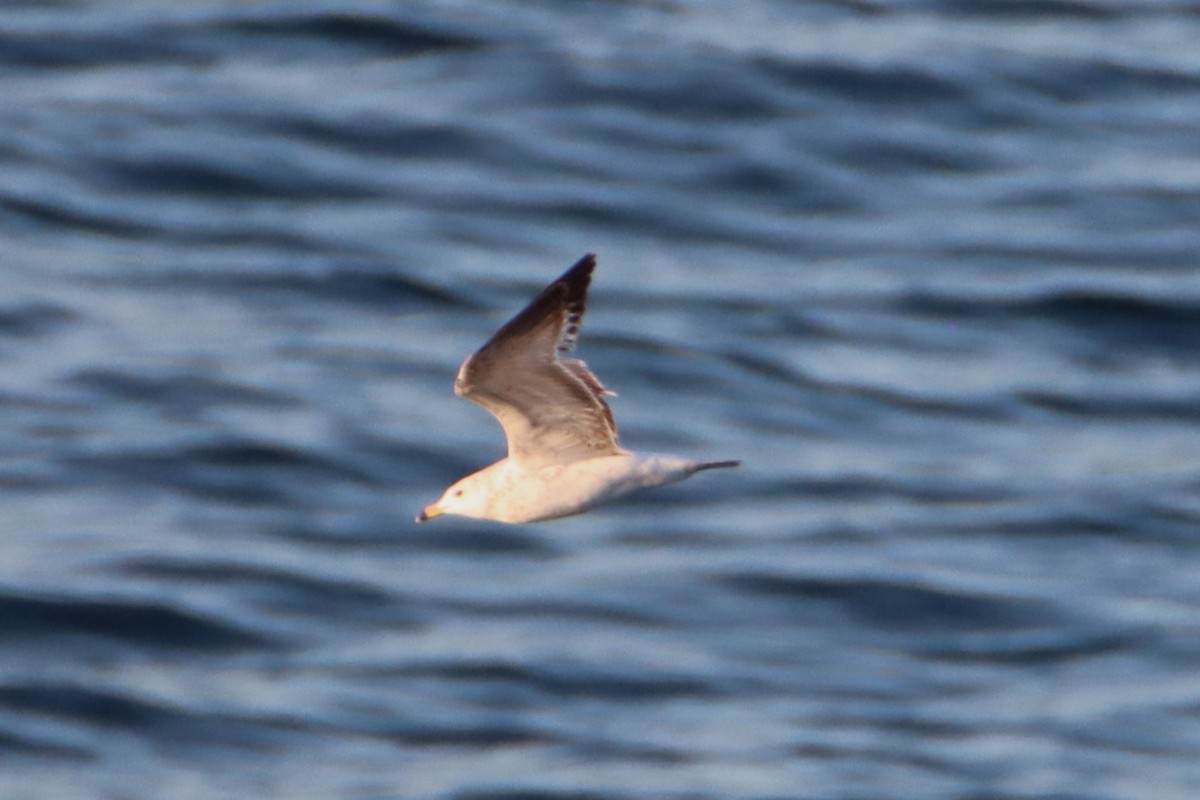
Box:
[3, 1, 1200, 798]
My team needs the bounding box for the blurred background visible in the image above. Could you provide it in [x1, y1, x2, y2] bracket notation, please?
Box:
[2, 1, 1200, 798]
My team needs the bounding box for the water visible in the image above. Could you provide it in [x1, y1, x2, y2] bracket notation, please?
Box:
[2, 1, 1200, 798]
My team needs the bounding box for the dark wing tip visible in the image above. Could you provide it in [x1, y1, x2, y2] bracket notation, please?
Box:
[562, 253, 596, 282]
[558, 253, 595, 310]
[471, 254, 598, 353]
[555, 254, 596, 354]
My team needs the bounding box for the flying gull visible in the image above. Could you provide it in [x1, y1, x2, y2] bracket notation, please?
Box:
[417, 254, 739, 524]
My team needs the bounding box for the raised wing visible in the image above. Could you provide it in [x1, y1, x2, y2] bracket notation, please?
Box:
[454, 254, 623, 468]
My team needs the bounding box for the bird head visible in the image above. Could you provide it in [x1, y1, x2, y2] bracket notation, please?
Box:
[416, 473, 489, 522]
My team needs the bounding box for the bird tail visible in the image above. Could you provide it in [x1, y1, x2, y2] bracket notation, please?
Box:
[693, 459, 741, 472]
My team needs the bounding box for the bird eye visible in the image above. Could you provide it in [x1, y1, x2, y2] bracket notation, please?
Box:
[453, 489, 463, 497]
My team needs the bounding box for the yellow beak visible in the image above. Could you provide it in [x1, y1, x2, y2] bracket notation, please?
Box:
[416, 503, 443, 523]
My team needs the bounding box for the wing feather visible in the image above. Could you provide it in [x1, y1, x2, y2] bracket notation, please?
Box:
[454, 254, 622, 467]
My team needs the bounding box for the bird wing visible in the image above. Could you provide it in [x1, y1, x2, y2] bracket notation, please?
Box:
[453, 254, 622, 469]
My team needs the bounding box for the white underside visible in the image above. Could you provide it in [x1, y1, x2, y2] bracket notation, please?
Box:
[476, 452, 709, 523]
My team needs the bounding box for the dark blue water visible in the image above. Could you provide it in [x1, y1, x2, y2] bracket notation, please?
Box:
[3, 2, 1200, 798]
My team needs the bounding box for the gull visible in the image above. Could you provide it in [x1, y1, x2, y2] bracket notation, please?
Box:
[417, 254, 739, 524]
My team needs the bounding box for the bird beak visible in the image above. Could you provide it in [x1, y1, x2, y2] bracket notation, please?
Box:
[415, 503, 443, 523]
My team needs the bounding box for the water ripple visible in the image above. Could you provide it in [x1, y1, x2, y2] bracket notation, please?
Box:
[0, 589, 273, 651]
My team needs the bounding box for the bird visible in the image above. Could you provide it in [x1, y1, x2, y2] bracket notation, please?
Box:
[416, 254, 739, 524]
